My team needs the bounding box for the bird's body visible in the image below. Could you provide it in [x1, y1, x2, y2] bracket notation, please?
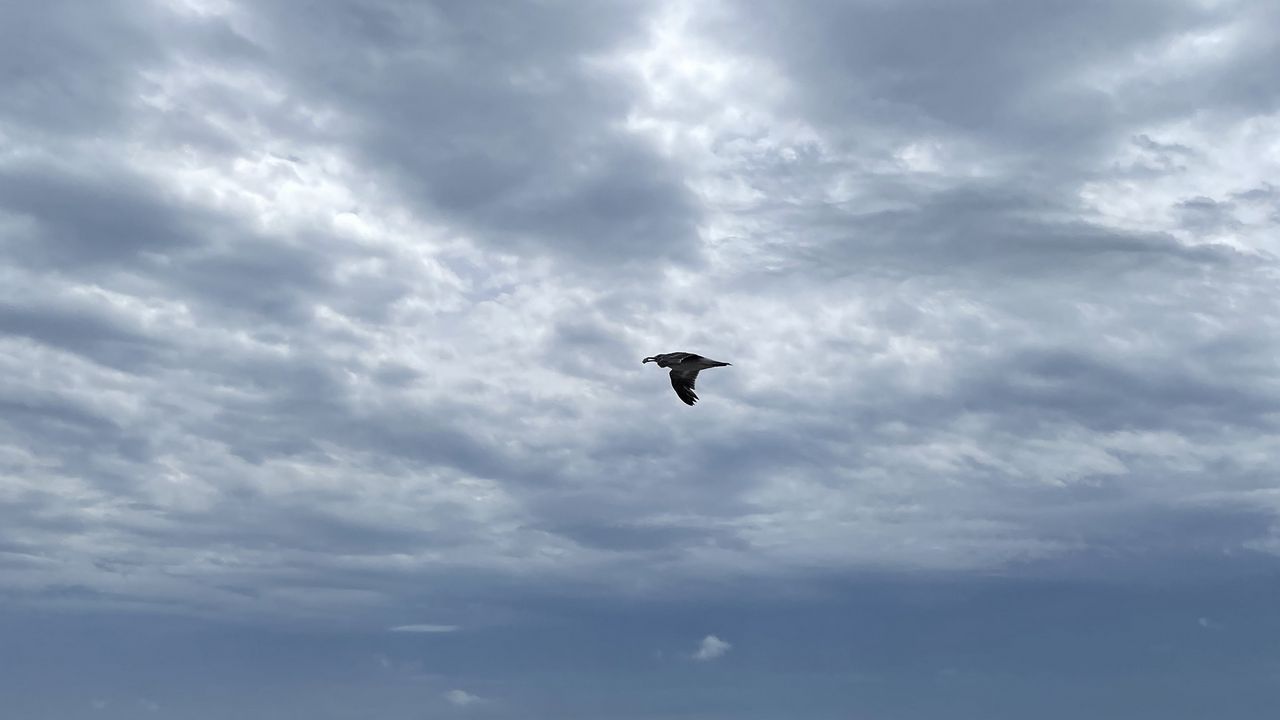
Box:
[642, 352, 732, 405]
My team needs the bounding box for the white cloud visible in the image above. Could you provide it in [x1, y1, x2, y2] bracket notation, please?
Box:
[692, 634, 732, 661]
[445, 689, 483, 707]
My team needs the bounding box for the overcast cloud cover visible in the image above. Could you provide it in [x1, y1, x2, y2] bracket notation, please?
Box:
[3, 0, 1280, 717]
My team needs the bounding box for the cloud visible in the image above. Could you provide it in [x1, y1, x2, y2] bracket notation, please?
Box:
[693, 634, 732, 661]
[4, 2, 1280, 715]
[445, 689, 483, 707]
[0, 0, 1278, 641]
[389, 624, 460, 634]
[236, 1, 704, 269]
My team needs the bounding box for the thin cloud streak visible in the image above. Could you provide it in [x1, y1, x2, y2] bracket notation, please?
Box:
[389, 624, 461, 633]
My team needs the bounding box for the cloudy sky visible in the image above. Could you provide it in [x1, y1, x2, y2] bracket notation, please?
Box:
[3, 0, 1280, 717]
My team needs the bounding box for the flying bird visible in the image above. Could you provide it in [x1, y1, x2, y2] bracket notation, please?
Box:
[642, 352, 732, 406]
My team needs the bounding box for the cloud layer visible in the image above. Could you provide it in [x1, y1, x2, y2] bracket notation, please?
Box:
[3, 0, 1280, 716]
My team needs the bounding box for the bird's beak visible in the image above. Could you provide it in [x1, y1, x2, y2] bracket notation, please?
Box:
[642, 357, 653, 364]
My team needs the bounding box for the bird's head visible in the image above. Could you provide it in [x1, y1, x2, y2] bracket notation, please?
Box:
[642, 356, 656, 364]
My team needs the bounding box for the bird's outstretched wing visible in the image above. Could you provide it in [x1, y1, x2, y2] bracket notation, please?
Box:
[669, 368, 700, 405]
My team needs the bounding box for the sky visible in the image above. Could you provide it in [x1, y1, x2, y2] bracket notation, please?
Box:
[2, 0, 1280, 717]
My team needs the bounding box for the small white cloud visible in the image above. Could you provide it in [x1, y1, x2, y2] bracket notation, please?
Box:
[90, 699, 109, 711]
[389, 624, 460, 633]
[445, 689, 483, 707]
[1198, 616, 1223, 629]
[139, 698, 160, 712]
[692, 634, 732, 661]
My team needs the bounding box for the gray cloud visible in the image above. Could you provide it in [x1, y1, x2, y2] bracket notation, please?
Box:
[0, 163, 212, 268]
[232, 1, 704, 267]
[3, 2, 1280, 714]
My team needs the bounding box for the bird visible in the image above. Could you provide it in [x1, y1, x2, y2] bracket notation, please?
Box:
[642, 352, 732, 406]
